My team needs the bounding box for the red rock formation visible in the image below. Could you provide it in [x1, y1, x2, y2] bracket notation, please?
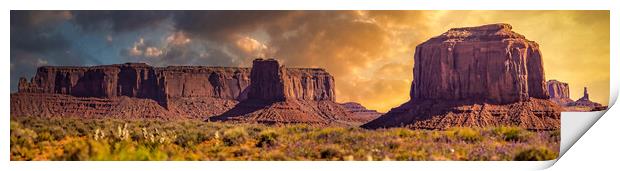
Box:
[340, 102, 383, 121]
[13, 58, 354, 124]
[248, 59, 287, 101]
[566, 87, 606, 111]
[411, 23, 548, 104]
[363, 24, 561, 130]
[547, 80, 574, 106]
[247, 59, 336, 102]
[16, 63, 252, 108]
[209, 58, 358, 125]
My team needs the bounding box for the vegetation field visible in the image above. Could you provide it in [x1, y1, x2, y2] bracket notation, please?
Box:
[10, 116, 559, 161]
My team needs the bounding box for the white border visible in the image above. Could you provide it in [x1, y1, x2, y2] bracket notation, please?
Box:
[3, 0, 618, 171]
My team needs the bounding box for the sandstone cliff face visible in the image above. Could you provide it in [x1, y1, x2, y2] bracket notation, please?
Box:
[547, 80, 570, 99]
[209, 58, 359, 125]
[17, 63, 252, 108]
[247, 59, 336, 102]
[157, 67, 251, 100]
[13, 59, 352, 124]
[364, 24, 560, 130]
[547, 80, 573, 106]
[248, 59, 287, 101]
[411, 23, 549, 104]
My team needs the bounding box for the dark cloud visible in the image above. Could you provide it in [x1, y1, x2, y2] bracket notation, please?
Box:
[173, 11, 293, 41]
[10, 11, 102, 92]
[72, 11, 173, 32]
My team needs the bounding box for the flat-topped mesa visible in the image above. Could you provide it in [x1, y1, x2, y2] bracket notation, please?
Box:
[547, 80, 570, 99]
[14, 59, 345, 122]
[412, 23, 549, 104]
[426, 23, 526, 43]
[248, 58, 336, 102]
[17, 63, 252, 108]
[547, 80, 573, 106]
[363, 24, 560, 130]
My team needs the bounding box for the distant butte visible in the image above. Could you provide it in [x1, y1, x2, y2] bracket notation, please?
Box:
[546, 80, 607, 111]
[363, 23, 561, 130]
[11, 58, 370, 125]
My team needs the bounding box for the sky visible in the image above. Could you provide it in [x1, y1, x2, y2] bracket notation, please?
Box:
[10, 11, 610, 112]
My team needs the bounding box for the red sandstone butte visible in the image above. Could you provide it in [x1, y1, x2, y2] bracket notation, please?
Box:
[363, 23, 561, 130]
[12, 58, 366, 125]
[209, 59, 358, 125]
[545, 80, 607, 111]
[547, 80, 574, 106]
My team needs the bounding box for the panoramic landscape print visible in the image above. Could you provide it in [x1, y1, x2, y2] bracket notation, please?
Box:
[10, 10, 609, 161]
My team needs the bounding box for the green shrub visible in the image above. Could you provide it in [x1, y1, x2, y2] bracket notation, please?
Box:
[386, 139, 402, 150]
[319, 146, 343, 160]
[493, 126, 532, 142]
[448, 127, 482, 142]
[10, 117, 561, 161]
[256, 130, 279, 148]
[222, 128, 248, 146]
[315, 127, 345, 143]
[514, 147, 557, 161]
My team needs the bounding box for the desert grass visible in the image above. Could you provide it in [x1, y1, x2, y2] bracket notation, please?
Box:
[10, 116, 559, 161]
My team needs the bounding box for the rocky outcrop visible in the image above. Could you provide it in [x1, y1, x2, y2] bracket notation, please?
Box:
[209, 59, 360, 125]
[363, 24, 561, 130]
[363, 99, 559, 130]
[410, 23, 549, 104]
[339, 102, 383, 121]
[12, 58, 359, 124]
[17, 63, 251, 108]
[247, 58, 335, 102]
[247, 59, 287, 101]
[566, 87, 606, 111]
[547, 80, 574, 106]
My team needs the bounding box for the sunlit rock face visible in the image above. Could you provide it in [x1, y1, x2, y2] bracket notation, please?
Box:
[547, 80, 574, 106]
[210, 58, 362, 126]
[364, 24, 561, 130]
[13, 58, 368, 125]
[410, 23, 549, 104]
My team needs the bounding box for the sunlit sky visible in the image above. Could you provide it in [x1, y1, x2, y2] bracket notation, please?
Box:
[10, 11, 609, 112]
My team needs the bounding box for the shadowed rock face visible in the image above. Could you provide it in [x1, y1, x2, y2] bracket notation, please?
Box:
[364, 24, 561, 130]
[248, 58, 336, 102]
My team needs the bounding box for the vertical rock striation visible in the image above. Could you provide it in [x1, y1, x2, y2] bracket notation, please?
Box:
[410, 23, 548, 104]
[547, 80, 573, 106]
[209, 58, 358, 125]
[13, 58, 359, 124]
[363, 23, 561, 130]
